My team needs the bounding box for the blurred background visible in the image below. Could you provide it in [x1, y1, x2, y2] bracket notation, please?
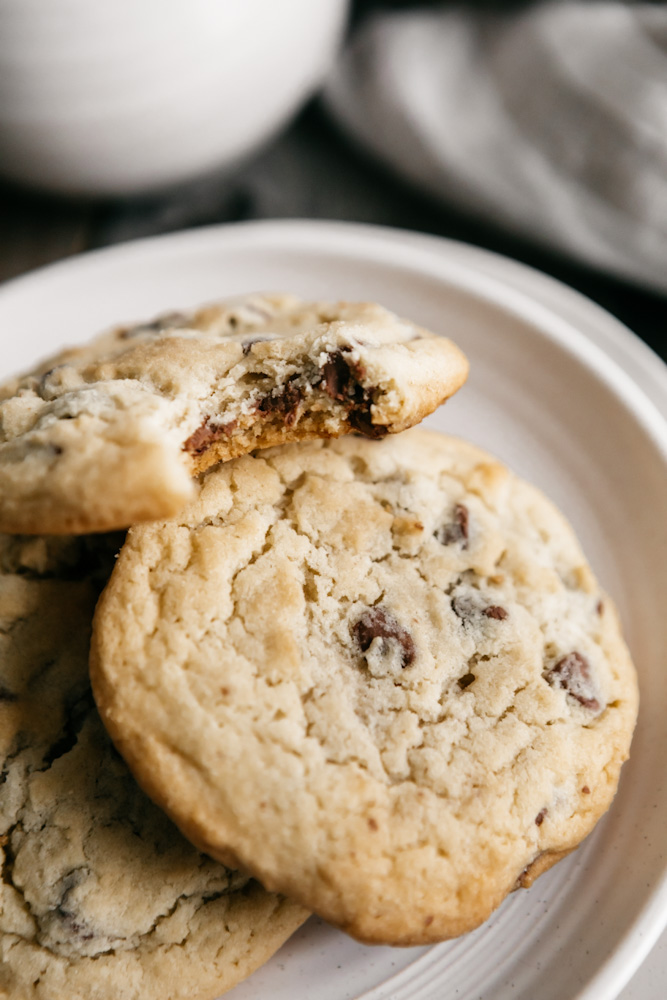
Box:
[0, 0, 665, 361]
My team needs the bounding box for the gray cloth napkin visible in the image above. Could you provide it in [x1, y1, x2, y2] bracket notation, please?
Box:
[326, 1, 667, 292]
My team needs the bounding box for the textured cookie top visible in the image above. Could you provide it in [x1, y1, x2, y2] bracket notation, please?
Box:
[0, 294, 468, 534]
[0, 534, 306, 1000]
[91, 431, 638, 946]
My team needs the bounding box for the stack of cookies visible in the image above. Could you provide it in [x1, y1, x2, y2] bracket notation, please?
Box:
[0, 294, 638, 999]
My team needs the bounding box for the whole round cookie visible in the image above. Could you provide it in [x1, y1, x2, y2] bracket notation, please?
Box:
[0, 534, 307, 1000]
[0, 294, 468, 534]
[90, 430, 639, 946]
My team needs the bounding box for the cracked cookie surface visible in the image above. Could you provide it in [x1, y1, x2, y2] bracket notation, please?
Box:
[90, 430, 638, 946]
[0, 534, 306, 1000]
[0, 294, 468, 534]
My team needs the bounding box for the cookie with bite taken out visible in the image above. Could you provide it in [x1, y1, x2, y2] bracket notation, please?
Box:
[0, 295, 467, 534]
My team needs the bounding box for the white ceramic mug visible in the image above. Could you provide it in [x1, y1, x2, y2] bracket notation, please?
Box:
[0, 0, 349, 195]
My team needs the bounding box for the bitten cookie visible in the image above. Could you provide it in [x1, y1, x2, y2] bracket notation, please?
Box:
[0, 533, 307, 1000]
[90, 430, 638, 946]
[0, 294, 468, 534]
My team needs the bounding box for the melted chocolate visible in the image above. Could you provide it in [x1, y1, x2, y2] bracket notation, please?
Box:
[183, 418, 237, 456]
[352, 606, 416, 668]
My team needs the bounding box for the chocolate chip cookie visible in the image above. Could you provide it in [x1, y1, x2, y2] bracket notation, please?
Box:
[90, 430, 638, 946]
[0, 294, 468, 534]
[0, 533, 306, 1000]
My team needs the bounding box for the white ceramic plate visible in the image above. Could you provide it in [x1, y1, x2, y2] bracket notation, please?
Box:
[1, 220, 666, 1000]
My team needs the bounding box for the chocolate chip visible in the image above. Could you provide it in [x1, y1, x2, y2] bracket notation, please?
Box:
[321, 352, 352, 403]
[545, 652, 601, 711]
[535, 809, 547, 826]
[318, 350, 384, 439]
[183, 418, 237, 456]
[280, 379, 302, 429]
[458, 672, 475, 689]
[483, 605, 508, 620]
[452, 594, 509, 623]
[582, 785, 591, 794]
[435, 504, 469, 548]
[347, 409, 389, 439]
[368, 818, 378, 831]
[256, 377, 303, 428]
[352, 606, 416, 668]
